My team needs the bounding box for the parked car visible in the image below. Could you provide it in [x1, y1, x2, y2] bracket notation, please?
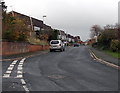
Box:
[73, 43, 80, 47]
[50, 40, 65, 52]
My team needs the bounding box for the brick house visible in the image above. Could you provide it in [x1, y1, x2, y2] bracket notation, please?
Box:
[87, 38, 96, 45]
[9, 11, 44, 37]
[74, 36, 81, 43]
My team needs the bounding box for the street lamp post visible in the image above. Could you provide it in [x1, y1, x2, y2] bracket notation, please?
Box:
[43, 15, 46, 24]
[42, 15, 46, 30]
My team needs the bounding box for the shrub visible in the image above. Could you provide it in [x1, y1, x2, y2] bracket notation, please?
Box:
[92, 42, 98, 48]
[4, 30, 14, 41]
[17, 34, 27, 41]
[3, 14, 31, 42]
[110, 40, 120, 52]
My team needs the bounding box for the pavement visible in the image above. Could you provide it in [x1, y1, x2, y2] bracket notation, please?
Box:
[1, 50, 49, 61]
[2, 46, 119, 92]
[89, 46, 119, 66]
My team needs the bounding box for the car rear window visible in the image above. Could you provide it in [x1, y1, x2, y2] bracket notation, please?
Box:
[51, 41, 59, 44]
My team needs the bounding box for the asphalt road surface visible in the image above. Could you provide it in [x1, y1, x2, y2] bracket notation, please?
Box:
[2, 46, 119, 92]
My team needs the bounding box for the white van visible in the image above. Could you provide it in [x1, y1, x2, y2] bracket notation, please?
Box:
[50, 40, 65, 52]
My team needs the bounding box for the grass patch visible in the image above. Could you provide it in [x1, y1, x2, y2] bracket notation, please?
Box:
[104, 50, 120, 59]
[28, 37, 49, 45]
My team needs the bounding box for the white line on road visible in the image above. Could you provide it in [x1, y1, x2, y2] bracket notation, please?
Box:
[6, 71, 12, 74]
[13, 60, 18, 63]
[3, 58, 29, 91]
[11, 60, 18, 65]
[18, 67, 23, 70]
[3, 60, 18, 78]
[18, 65, 23, 67]
[8, 66, 14, 70]
[21, 58, 26, 62]
[23, 85, 29, 92]
[19, 58, 29, 92]
[19, 61, 24, 64]
[17, 71, 22, 74]
[21, 79, 26, 85]
[16, 74, 23, 78]
[9, 64, 14, 67]
[3, 74, 10, 78]
[12, 62, 17, 65]
[20, 61, 24, 63]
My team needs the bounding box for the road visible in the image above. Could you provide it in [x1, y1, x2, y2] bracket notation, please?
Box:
[2, 46, 118, 92]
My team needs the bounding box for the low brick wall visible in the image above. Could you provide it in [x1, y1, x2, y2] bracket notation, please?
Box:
[1, 42, 49, 56]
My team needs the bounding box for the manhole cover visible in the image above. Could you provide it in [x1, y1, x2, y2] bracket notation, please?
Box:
[48, 75, 66, 79]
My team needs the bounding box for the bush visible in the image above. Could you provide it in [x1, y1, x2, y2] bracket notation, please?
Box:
[4, 30, 14, 41]
[92, 42, 98, 48]
[4, 30, 12, 39]
[18, 34, 27, 41]
[96, 29, 118, 50]
[3, 14, 31, 42]
[110, 40, 120, 52]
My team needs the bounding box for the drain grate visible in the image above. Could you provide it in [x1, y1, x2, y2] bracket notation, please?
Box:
[48, 74, 66, 79]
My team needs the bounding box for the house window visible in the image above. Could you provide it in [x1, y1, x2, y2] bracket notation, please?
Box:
[34, 26, 40, 31]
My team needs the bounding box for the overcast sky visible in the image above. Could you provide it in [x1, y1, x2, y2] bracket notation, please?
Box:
[4, 0, 119, 41]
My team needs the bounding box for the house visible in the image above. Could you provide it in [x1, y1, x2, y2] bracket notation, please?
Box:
[10, 11, 43, 30]
[74, 36, 81, 43]
[43, 24, 52, 31]
[9, 11, 44, 37]
[87, 38, 96, 45]
[67, 34, 74, 43]
[58, 30, 67, 41]
[71, 36, 75, 43]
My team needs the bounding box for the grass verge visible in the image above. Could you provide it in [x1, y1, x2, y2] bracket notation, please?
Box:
[104, 50, 120, 59]
[28, 37, 49, 45]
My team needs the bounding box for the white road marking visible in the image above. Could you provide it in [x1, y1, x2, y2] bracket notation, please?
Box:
[3, 58, 29, 92]
[16, 74, 23, 78]
[3, 74, 10, 78]
[18, 67, 23, 70]
[13, 60, 17, 62]
[23, 85, 29, 92]
[12, 62, 16, 65]
[18, 65, 23, 67]
[11, 60, 18, 64]
[17, 71, 22, 74]
[6, 71, 12, 74]
[8, 66, 14, 70]
[3, 60, 18, 78]
[21, 60, 24, 62]
[20, 58, 26, 63]
[10, 64, 14, 67]
[22, 58, 26, 61]
[21, 79, 26, 85]
[19, 62, 24, 65]
[19, 58, 29, 92]
[90, 53, 94, 58]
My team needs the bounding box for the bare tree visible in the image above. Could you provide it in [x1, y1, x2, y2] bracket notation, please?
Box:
[90, 25, 102, 38]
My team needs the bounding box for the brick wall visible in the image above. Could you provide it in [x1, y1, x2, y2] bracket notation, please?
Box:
[1, 42, 49, 56]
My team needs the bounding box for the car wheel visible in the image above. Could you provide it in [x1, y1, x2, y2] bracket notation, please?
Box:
[60, 49, 63, 52]
[50, 49, 53, 52]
